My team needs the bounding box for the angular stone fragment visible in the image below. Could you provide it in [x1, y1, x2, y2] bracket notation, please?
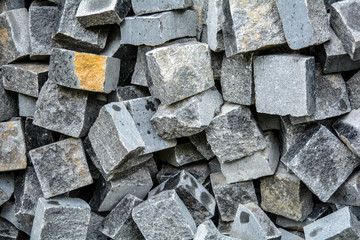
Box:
[304, 206, 360, 239]
[132, 190, 196, 240]
[49, 48, 120, 93]
[53, 0, 108, 53]
[29, 138, 93, 198]
[100, 194, 143, 240]
[151, 88, 223, 139]
[0, 79, 17, 122]
[206, 0, 224, 52]
[33, 81, 104, 138]
[222, 0, 286, 56]
[0, 119, 26, 172]
[331, 0, 360, 60]
[18, 94, 36, 118]
[132, 0, 192, 15]
[108, 85, 149, 102]
[0, 0, 24, 13]
[220, 131, 279, 183]
[254, 54, 315, 117]
[279, 228, 304, 240]
[189, 131, 215, 160]
[0, 8, 30, 65]
[31, 198, 91, 240]
[76, 0, 131, 27]
[0, 217, 19, 240]
[211, 172, 257, 222]
[230, 202, 281, 240]
[194, 220, 235, 240]
[146, 42, 214, 104]
[346, 70, 360, 109]
[24, 118, 57, 151]
[281, 125, 360, 202]
[0, 172, 14, 207]
[206, 103, 266, 163]
[148, 170, 216, 225]
[131, 46, 152, 87]
[1, 201, 32, 235]
[86, 213, 107, 240]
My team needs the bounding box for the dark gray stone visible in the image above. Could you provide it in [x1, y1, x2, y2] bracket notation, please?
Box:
[18, 94, 36, 118]
[86, 213, 107, 240]
[210, 51, 223, 80]
[218, 220, 233, 236]
[24, 117, 57, 151]
[258, 113, 281, 131]
[0, 217, 19, 240]
[0, 0, 24, 13]
[0, 172, 14, 207]
[108, 85, 149, 102]
[0, 77, 17, 122]
[131, 0, 192, 15]
[346, 70, 360, 110]
[189, 131, 215, 160]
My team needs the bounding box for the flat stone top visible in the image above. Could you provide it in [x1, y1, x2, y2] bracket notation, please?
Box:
[76, 0, 116, 16]
[3, 62, 49, 73]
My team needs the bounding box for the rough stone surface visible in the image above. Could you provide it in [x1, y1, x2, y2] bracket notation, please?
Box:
[0, 217, 19, 240]
[189, 131, 215, 160]
[18, 94, 37, 118]
[0, 0, 24, 13]
[0, 78, 17, 122]
[132, 0, 193, 15]
[1, 201, 32, 235]
[131, 46, 153, 87]
[0, 172, 14, 207]
[108, 85, 149, 102]
[86, 212, 107, 240]
[24, 117, 57, 151]
[206, 0, 224, 52]
[346, 70, 360, 110]
[194, 220, 235, 240]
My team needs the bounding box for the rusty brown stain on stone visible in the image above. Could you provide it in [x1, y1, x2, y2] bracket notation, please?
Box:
[74, 52, 107, 92]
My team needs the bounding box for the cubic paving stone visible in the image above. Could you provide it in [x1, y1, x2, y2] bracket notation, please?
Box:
[304, 206, 360, 239]
[0, 217, 19, 240]
[76, 0, 131, 27]
[0, 172, 14, 207]
[210, 172, 257, 222]
[156, 142, 204, 167]
[189, 131, 215, 160]
[100, 194, 143, 240]
[281, 125, 360, 202]
[33, 80, 104, 138]
[52, 0, 108, 53]
[0, 0, 24, 13]
[1, 201, 32, 235]
[29, 138, 93, 198]
[146, 42, 214, 104]
[346, 70, 360, 109]
[86, 212, 107, 240]
[148, 170, 216, 225]
[0, 78, 17, 122]
[108, 85, 150, 102]
[131, 0, 192, 15]
[206, 103, 267, 163]
[276, 0, 330, 50]
[24, 118, 57, 151]
[230, 202, 281, 240]
[206, 0, 224, 52]
[0, 8, 30, 65]
[2, 62, 48, 98]
[49, 48, 120, 93]
[87, 102, 145, 177]
[90, 168, 153, 212]
[151, 88, 223, 139]
[331, 0, 360, 60]
[131, 46, 153, 87]
[221, 54, 253, 105]
[132, 190, 196, 240]
[124, 96, 177, 155]
[30, 198, 91, 240]
[222, 0, 286, 57]
[194, 220, 235, 240]
[279, 228, 304, 240]
[254, 54, 315, 117]
[120, 10, 197, 46]
[0, 119, 27, 172]
[18, 94, 36, 118]
[260, 164, 314, 221]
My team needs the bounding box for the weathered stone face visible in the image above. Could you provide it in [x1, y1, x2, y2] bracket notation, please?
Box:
[0, 78, 17, 123]
[131, 0, 193, 15]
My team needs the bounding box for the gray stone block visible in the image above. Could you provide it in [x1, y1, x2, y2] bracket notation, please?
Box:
[346, 70, 360, 110]
[146, 42, 214, 104]
[0, 172, 14, 207]
[131, 46, 152, 87]
[30, 198, 91, 240]
[0, 8, 30, 65]
[0, 217, 19, 240]
[18, 94, 36, 118]
[76, 0, 131, 27]
[86, 212, 107, 240]
[151, 88, 223, 139]
[194, 220, 236, 240]
[331, 0, 360, 60]
[221, 54, 253, 105]
[0, 78, 17, 122]
[1, 201, 32, 235]
[206, 0, 224, 52]
[211, 172, 257, 222]
[29, 138, 93, 198]
[24, 117, 57, 151]
[328, 169, 360, 206]
[281, 125, 360, 202]
[230, 202, 281, 240]
[108, 85, 149, 102]
[132, 0, 192, 15]
[222, 0, 286, 56]
[148, 170, 216, 225]
[189, 131, 215, 160]
[100, 194, 144, 240]
[0, 0, 24, 13]
[206, 103, 267, 163]
[132, 190, 196, 240]
[254, 54, 315, 117]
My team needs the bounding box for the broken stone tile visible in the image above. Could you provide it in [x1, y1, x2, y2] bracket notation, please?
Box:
[206, 0, 224, 52]
[0, 172, 14, 207]
[210, 172, 257, 222]
[276, 0, 330, 50]
[49, 48, 120, 93]
[221, 54, 253, 105]
[257, 113, 281, 131]
[30, 198, 91, 240]
[124, 96, 177, 154]
[1, 201, 32, 235]
[90, 168, 153, 212]
[86, 212, 107, 240]
[0, 0, 24, 13]
[281, 125, 360, 202]
[0, 8, 30, 65]
[132, 190, 196, 239]
[0, 119, 27, 172]
[220, 131, 280, 183]
[146, 42, 214, 104]
[0, 217, 19, 240]
[130, 46, 152, 87]
[24, 118, 57, 151]
[254, 54, 315, 117]
[100, 194, 143, 240]
[279, 228, 304, 240]
[151, 88, 223, 139]
[120, 10, 197, 46]
[108, 85, 149, 102]
[260, 164, 314, 221]
[148, 170, 216, 225]
[18, 94, 36, 118]
[76, 0, 131, 27]
[52, 0, 108, 53]
[156, 142, 204, 167]
[346, 70, 360, 109]
[331, 0, 360, 60]
[194, 220, 235, 240]
[304, 206, 360, 239]
[29, 138, 93, 198]
[230, 202, 281, 240]
[206, 103, 267, 163]
[222, 0, 286, 56]
[0, 78, 17, 122]
[189, 131, 215, 160]
[2, 62, 48, 98]
[132, 0, 192, 15]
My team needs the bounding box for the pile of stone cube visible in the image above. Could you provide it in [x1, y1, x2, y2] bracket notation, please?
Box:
[2, 0, 360, 239]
